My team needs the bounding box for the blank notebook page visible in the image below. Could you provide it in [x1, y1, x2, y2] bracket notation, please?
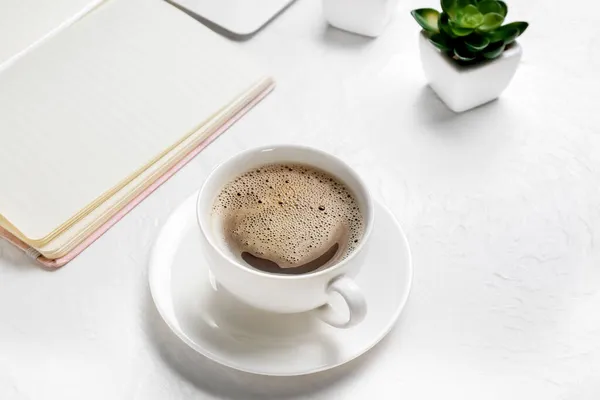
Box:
[0, 0, 264, 240]
[0, 0, 103, 67]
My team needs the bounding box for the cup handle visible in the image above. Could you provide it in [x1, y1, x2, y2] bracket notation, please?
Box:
[313, 275, 367, 329]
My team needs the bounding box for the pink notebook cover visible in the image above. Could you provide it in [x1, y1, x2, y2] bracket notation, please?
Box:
[0, 82, 274, 270]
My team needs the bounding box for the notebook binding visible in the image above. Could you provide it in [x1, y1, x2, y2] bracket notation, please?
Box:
[24, 247, 41, 260]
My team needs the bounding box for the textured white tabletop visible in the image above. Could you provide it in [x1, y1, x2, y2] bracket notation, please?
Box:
[1, 0, 599, 399]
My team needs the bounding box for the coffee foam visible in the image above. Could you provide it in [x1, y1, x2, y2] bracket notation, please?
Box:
[212, 163, 364, 270]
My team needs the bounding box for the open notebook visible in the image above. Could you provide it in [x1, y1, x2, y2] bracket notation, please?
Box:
[0, 0, 274, 268]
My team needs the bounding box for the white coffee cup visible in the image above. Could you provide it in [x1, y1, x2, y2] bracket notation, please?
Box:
[196, 145, 374, 328]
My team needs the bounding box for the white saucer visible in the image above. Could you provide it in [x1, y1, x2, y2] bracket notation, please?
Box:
[149, 192, 412, 376]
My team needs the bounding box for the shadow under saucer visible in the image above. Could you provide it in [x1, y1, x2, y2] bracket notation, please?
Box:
[143, 287, 398, 400]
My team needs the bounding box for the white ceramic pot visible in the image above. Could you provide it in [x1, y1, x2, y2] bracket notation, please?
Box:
[418, 32, 522, 113]
[323, 0, 399, 37]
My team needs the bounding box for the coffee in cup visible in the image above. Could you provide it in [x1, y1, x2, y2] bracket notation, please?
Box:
[212, 163, 365, 275]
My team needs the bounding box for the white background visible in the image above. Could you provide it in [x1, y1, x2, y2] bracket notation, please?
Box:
[1, 0, 599, 398]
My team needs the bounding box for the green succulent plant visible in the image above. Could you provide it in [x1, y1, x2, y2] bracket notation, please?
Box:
[411, 0, 528, 64]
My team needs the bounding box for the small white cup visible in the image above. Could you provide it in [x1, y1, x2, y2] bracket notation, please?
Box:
[196, 145, 374, 328]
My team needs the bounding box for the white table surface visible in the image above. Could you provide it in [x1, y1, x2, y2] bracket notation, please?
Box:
[1, 0, 599, 399]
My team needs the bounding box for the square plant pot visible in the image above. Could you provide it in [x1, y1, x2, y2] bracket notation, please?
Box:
[323, 0, 399, 37]
[418, 32, 522, 113]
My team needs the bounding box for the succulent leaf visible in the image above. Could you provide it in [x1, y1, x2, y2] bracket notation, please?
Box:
[457, 5, 484, 28]
[442, 0, 475, 20]
[486, 21, 527, 43]
[428, 33, 453, 51]
[496, 27, 519, 44]
[439, 12, 457, 37]
[464, 33, 490, 51]
[486, 26, 507, 42]
[453, 46, 476, 61]
[441, 0, 455, 14]
[503, 21, 528, 36]
[456, 0, 477, 8]
[476, 0, 507, 17]
[411, 9, 440, 33]
[477, 12, 504, 32]
[501, 28, 520, 45]
[449, 19, 474, 36]
[482, 40, 506, 59]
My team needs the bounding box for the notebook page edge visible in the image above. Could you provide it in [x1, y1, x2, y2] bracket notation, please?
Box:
[35, 77, 274, 258]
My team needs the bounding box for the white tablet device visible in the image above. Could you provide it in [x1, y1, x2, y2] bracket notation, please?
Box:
[167, 0, 297, 39]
